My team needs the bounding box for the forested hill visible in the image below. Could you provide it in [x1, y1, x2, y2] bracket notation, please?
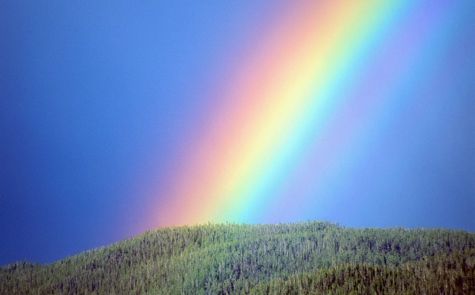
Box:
[1, 222, 475, 294]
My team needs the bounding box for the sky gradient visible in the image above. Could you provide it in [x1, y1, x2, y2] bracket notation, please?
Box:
[1, 1, 474, 265]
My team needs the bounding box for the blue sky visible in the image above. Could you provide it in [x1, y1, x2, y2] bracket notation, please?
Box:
[0, 1, 474, 265]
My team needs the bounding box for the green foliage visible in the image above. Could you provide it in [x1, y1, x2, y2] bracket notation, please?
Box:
[251, 250, 475, 294]
[1, 221, 474, 294]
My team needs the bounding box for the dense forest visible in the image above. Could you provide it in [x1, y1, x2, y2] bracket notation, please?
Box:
[1, 221, 474, 294]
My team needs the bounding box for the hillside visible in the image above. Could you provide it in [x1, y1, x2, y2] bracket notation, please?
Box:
[1, 222, 474, 294]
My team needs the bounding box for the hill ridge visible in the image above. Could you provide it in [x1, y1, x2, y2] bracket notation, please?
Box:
[1, 221, 474, 294]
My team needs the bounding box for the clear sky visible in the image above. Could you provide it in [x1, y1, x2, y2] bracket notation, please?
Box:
[0, 1, 474, 265]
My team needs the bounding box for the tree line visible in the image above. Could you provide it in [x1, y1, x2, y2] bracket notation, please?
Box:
[1, 221, 474, 294]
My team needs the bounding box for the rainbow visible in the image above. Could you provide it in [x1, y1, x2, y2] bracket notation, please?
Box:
[144, 1, 463, 227]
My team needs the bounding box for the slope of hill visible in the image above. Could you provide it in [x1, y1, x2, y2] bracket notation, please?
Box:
[1, 222, 474, 294]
